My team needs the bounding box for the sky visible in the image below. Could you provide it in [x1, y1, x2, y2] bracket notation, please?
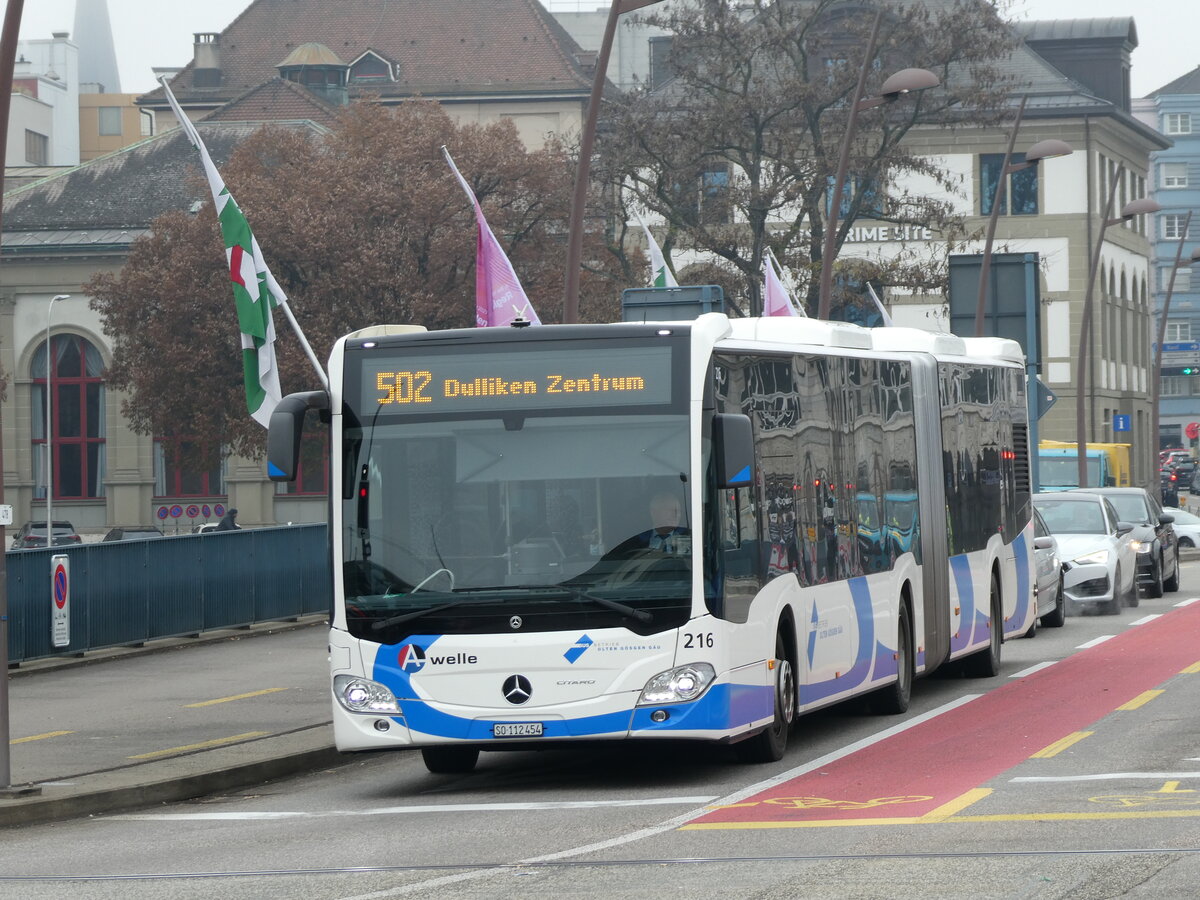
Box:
[15, 0, 1197, 98]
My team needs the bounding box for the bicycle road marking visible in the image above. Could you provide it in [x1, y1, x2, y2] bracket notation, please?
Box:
[185, 688, 289, 708]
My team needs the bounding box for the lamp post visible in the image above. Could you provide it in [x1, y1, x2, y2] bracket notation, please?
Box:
[816, 10, 939, 320]
[1151, 214, 1200, 459]
[44, 294, 70, 543]
[1, 0, 37, 797]
[973, 94, 1072, 336]
[563, 0, 664, 324]
[1074, 169, 1161, 488]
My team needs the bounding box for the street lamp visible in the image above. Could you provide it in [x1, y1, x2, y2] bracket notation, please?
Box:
[816, 12, 939, 320]
[973, 94, 1073, 336]
[1151, 214, 1200, 458]
[1074, 171, 1161, 488]
[44, 294, 70, 544]
[563, 0, 664, 324]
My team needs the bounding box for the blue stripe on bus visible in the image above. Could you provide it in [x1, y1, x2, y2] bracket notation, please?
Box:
[799, 576, 880, 704]
[1005, 531, 1031, 635]
[949, 555, 976, 653]
[371, 634, 774, 740]
[390, 682, 774, 741]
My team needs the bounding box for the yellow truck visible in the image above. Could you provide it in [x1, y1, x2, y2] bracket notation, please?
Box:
[1038, 440, 1131, 488]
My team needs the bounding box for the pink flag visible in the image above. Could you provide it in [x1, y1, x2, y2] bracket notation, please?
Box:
[443, 147, 541, 327]
[762, 251, 800, 317]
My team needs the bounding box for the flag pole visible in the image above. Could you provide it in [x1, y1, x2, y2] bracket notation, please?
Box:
[158, 77, 328, 392]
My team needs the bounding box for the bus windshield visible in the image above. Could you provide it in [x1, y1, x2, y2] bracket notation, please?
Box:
[340, 341, 693, 641]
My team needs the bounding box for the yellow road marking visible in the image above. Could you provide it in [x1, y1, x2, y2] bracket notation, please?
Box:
[1153, 781, 1195, 794]
[1181, 661, 1200, 674]
[680, 809, 1200, 830]
[129, 731, 270, 760]
[184, 688, 288, 708]
[1031, 731, 1092, 758]
[9, 730, 74, 745]
[1117, 690, 1164, 711]
[920, 788, 992, 821]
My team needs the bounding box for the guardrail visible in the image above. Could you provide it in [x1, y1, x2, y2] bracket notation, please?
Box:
[5, 524, 331, 664]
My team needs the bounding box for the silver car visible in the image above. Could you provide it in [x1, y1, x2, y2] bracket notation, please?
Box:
[1032, 492, 1136, 615]
[1030, 506, 1065, 632]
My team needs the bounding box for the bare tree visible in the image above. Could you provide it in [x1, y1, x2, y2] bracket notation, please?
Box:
[598, 0, 1018, 316]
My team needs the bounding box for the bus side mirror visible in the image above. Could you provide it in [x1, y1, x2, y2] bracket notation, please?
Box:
[714, 413, 754, 489]
[267, 391, 330, 481]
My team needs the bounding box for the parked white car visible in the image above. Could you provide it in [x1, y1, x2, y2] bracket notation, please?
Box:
[1030, 506, 1065, 631]
[1032, 491, 1136, 615]
[1163, 506, 1200, 548]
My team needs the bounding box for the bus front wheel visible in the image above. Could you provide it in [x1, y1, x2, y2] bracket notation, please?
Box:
[735, 630, 795, 764]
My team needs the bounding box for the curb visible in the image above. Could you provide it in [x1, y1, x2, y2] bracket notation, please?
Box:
[0, 726, 348, 829]
[7, 614, 329, 678]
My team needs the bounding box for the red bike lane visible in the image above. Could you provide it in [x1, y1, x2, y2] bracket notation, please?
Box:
[684, 601, 1200, 829]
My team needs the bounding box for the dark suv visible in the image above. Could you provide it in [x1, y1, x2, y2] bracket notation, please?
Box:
[10, 520, 83, 550]
[1077, 487, 1180, 599]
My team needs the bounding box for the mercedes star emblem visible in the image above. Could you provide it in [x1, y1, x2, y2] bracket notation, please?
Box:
[502, 674, 533, 705]
[509, 615, 523, 630]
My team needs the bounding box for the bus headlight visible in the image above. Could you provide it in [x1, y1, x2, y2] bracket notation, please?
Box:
[334, 675, 401, 714]
[638, 663, 716, 705]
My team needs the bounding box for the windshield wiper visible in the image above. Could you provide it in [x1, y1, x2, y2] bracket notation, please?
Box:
[510, 584, 654, 624]
[370, 593, 469, 631]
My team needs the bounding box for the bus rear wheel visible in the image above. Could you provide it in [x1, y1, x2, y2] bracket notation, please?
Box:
[421, 746, 480, 774]
[870, 602, 912, 714]
[735, 630, 795, 764]
[962, 574, 1002, 678]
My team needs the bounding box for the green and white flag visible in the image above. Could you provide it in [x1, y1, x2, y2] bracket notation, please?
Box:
[634, 210, 678, 288]
[161, 79, 283, 427]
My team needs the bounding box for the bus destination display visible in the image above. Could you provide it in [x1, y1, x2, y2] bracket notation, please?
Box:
[362, 345, 673, 413]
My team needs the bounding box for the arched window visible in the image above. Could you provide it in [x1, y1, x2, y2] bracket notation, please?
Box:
[154, 437, 226, 498]
[32, 334, 106, 499]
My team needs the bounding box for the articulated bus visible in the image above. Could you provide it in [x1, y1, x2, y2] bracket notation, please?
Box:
[268, 313, 1035, 773]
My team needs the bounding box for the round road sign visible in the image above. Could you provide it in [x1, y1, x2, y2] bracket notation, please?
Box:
[53, 562, 68, 609]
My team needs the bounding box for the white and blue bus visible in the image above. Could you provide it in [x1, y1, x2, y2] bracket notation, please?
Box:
[269, 312, 1034, 773]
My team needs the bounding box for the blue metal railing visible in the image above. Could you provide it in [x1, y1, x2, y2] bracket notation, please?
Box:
[5, 524, 331, 664]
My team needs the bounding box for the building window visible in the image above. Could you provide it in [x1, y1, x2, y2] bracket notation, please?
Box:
[1164, 113, 1193, 135]
[980, 153, 1038, 216]
[1162, 162, 1189, 189]
[98, 107, 122, 136]
[140, 110, 155, 137]
[350, 53, 392, 82]
[1164, 270, 1193, 293]
[32, 335, 106, 500]
[826, 174, 883, 219]
[700, 164, 731, 225]
[1163, 214, 1191, 240]
[25, 129, 48, 165]
[1161, 376, 1196, 396]
[154, 438, 225, 497]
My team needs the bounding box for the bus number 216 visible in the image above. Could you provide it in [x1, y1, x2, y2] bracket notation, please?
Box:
[378, 371, 433, 404]
[684, 632, 714, 649]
